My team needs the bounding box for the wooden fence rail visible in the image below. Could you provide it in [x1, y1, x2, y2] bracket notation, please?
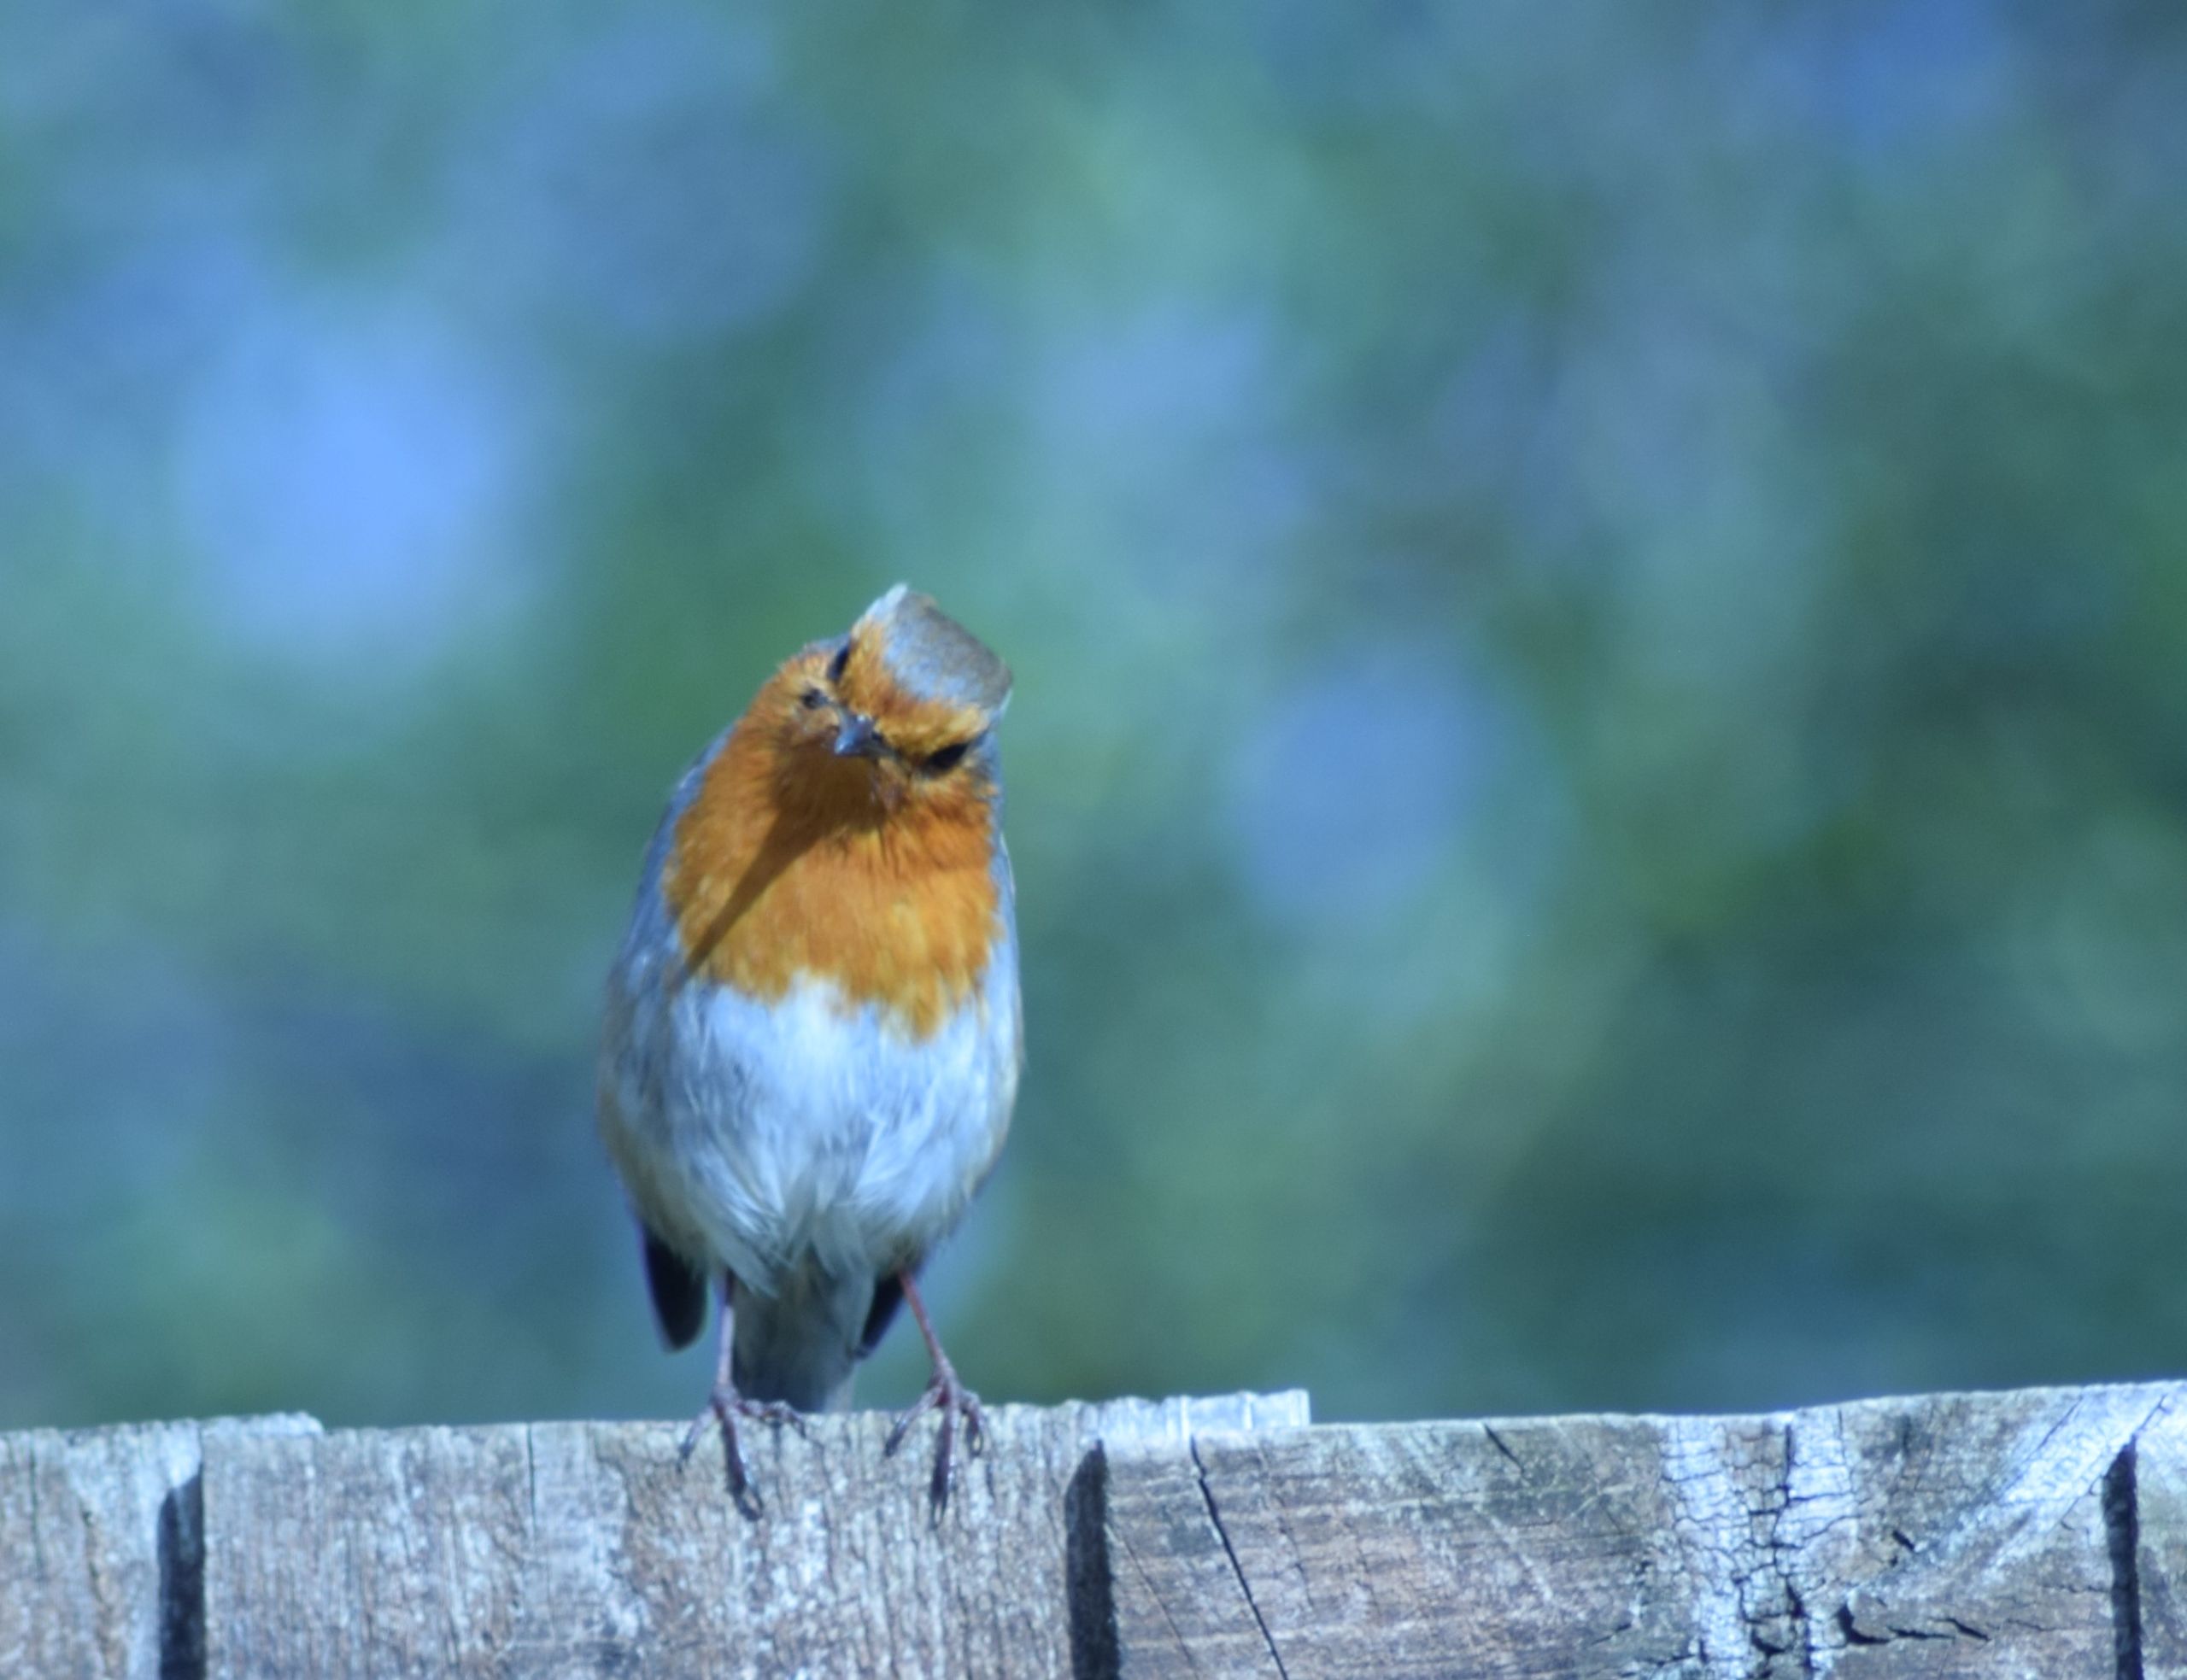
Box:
[3, 1381, 2181, 1677]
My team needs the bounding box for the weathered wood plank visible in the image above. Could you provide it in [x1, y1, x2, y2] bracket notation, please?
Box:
[201, 1391, 1306, 1680]
[1104, 1382, 2183, 1679]
[13, 1385, 2187, 1678]
[2138, 1394, 2187, 1677]
[0, 1414, 320, 1680]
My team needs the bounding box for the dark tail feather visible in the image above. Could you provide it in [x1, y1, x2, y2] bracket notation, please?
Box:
[858, 1272, 906, 1357]
[642, 1227, 709, 1350]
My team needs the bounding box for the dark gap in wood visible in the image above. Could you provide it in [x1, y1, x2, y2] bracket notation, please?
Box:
[2104, 1437, 2144, 1680]
[1065, 1443, 1118, 1680]
[156, 1469, 206, 1680]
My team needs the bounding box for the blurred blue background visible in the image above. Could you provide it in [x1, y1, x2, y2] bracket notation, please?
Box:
[4, 0, 2185, 1433]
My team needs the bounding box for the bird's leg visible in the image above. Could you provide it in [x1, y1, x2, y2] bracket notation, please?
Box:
[678, 1274, 804, 1516]
[882, 1269, 986, 1518]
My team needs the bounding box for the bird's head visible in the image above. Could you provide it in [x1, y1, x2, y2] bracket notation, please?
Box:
[765, 585, 1011, 816]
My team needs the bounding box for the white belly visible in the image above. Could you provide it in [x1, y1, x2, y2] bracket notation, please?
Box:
[599, 946, 1021, 1294]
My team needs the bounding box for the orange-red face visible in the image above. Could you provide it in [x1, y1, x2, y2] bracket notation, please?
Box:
[662, 588, 1012, 1037]
[759, 589, 1008, 817]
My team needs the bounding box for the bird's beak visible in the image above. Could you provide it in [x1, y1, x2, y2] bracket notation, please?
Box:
[833, 711, 884, 758]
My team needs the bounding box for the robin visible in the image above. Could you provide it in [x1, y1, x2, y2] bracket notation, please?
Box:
[597, 585, 1021, 1515]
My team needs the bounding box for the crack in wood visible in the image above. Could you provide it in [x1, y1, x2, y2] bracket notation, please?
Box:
[1762, 1421, 1818, 1680]
[1064, 1445, 1117, 1680]
[2103, 1438, 2144, 1680]
[25, 1443, 44, 1581]
[155, 1470, 207, 1680]
[1188, 1438, 1291, 1680]
[1482, 1424, 1522, 1471]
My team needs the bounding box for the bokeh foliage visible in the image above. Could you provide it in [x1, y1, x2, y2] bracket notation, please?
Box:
[3, 0, 2185, 1431]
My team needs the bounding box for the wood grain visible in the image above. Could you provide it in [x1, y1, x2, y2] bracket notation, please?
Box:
[1103, 1382, 2181, 1679]
[0, 1414, 319, 1680]
[200, 1391, 1304, 1680]
[10, 1385, 2186, 1678]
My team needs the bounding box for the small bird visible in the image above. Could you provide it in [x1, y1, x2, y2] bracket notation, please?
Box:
[597, 585, 1021, 1514]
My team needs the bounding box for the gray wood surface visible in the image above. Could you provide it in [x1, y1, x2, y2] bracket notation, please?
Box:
[1104, 1381, 2184, 1678]
[199, 1391, 1300, 1680]
[0, 1414, 318, 1680]
[6, 1384, 2184, 1678]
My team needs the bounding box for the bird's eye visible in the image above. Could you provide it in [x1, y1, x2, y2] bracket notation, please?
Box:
[923, 740, 970, 774]
[827, 640, 852, 683]
[800, 686, 826, 710]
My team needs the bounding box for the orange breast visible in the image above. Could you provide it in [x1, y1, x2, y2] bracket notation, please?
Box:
[663, 712, 1003, 1040]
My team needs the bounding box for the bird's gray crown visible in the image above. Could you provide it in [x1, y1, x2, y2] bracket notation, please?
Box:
[861, 585, 1012, 715]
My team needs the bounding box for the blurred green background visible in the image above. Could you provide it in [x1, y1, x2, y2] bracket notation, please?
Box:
[3, 1, 2184, 1435]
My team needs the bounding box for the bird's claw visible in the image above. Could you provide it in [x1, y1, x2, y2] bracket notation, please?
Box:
[680, 1385, 805, 1516]
[886, 1366, 987, 1519]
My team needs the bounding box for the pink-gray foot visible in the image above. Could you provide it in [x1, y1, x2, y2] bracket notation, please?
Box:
[882, 1270, 988, 1519]
[681, 1284, 806, 1516]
